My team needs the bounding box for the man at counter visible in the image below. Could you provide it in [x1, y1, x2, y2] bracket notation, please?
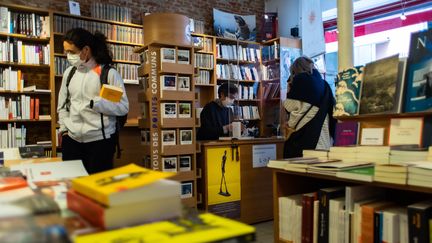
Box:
[197, 82, 238, 140]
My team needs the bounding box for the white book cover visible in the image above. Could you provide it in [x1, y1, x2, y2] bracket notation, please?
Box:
[10, 160, 88, 182]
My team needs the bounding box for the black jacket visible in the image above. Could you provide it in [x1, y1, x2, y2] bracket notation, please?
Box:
[197, 100, 233, 140]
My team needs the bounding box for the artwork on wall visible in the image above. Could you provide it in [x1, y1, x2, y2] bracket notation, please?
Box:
[213, 8, 256, 41]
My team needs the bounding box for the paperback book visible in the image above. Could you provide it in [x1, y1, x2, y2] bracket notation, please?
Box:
[334, 66, 364, 116]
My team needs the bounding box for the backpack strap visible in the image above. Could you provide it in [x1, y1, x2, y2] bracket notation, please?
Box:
[60, 67, 77, 112]
[99, 64, 112, 140]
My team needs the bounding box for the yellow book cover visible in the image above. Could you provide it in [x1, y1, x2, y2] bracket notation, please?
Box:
[99, 84, 123, 102]
[75, 213, 255, 243]
[71, 164, 176, 206]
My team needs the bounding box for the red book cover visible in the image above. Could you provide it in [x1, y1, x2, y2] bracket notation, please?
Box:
[0, 177, 28, 191]
[302, 192, 317, 243]
[35, 98, 39, 120]
[67, 189, 105, 229]
[30, 98, 34, 120]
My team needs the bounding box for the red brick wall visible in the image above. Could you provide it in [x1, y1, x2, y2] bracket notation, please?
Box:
[4, 0, 265, 40]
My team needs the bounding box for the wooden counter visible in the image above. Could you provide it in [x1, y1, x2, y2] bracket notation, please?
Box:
[197, 137, 284, 224]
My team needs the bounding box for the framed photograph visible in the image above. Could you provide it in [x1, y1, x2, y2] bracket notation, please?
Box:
[161, 75, 177, 91]
[178, 103, 191, 118]
[162, 157, 177, 172]
[180, 129, 193, 145]
[162, 103, 177, 118]
[162, 130, 176, 146]
[68, 0, 81, 16]
[140, 130, 150, 145]
[181, 182, 193, 198]
[179, 156, 192, 172]
[161, 48, 176, 63]
[178, 76, 190, 91]
[177, 49, 190, 64]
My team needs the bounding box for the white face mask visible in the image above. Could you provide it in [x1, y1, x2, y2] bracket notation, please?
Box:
[67, 53, 84, 67]
[222, 97, 234, 107]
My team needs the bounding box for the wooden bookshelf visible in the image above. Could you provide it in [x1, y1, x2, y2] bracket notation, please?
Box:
[0, 3, 55, 153]
[271, 168, 432, 243]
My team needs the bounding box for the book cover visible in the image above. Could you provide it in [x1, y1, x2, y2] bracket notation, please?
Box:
[317, 187, 345, 243]
[71, 164, 177, 206]
[404, 28, 432, 112]
[334, 121, 359, 146]
[360, 54, 400, 114]
[335, 166, 374, 182]
[74, 213, 255, 243]
[360, 201, 394, 243]
[99, 84, 123, 102]
[334, 66, 364, 116]
[67, 189, 181, 230]
[389, 117, 424, 146]
[0, 177, 27, 191]
[301, 192, 317, 243]
[407, 200, 432, 243]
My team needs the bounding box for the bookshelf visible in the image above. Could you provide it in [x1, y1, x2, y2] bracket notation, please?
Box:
[271, 168, 432, 243]
[0, 3, 55, 152]
[137, 13, 197, 207]
[260, 37, 301, 137]
[51, 10, 144, 158]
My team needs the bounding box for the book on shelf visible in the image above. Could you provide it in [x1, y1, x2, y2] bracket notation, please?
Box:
[407, 200, 432, 243]
[335, 166, 374, 182]
[267, 156, 318, 170]
[0, 7, 50, 37]
[317, 187, 345, 243]
[334, 121, 359, 146]
[99, 84, 123, 102]
[359, 54, 401, 115]
[389, 117, 432, 147]
[278, 194, 302, 242]
[334, 66, 364, 116]
[404, 28, 432, 113]
[302, 150, 329, 160]
[360, 201, 395, 243]
[301, 192, 317, 243]
[67, 189, 181, 230]
[0, 176, 27, 192]
[18, 145, 44, 158]
[329, 197, 345, 243]
[71, 164, 178, 206]
[307, 161, 373, 176]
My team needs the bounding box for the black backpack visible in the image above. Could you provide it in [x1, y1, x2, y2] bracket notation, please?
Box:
[62, 65, 127, 158]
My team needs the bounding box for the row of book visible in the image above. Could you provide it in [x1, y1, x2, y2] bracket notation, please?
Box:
[192, 36, 213, 52]
[115, 63, 138, 84]
[54, 56, 68, 76]
[278, 185, 432, 243]
[90, 2, 132, 23]
[0, 40, 50, 65]
[336, 28, 432, 116]
[109, 44, 140, 62]
[195, 70, 211, 85]
[261, 41, 279, 61]
[334, 117, 430, 148]
[0, 67, 23, 91]
[194, 53, 214, 69]
[0, 7, 50, 37]
[191, 19, 205, 34]
[237, 84, 258, 100]
[0, 123, 26, 148]
[261, 63, 280, 80]
[54, 16, 143, 44]
[215, 43, 261, 62]
[216, 64, 259, 81]
[0, 96, 40, 120]
[262, 82, 280, 99]
[231, 105, 260, 120]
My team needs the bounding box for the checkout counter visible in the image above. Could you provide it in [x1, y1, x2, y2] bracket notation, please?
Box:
[197, 137, 284, 224]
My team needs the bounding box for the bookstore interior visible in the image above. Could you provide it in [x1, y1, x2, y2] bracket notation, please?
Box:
[0, 0, 432, 242]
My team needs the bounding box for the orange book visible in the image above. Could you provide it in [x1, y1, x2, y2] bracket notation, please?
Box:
[35, 98, 39, 120]
[30, 98, 34, 120]
[361, 201, 394, 243]
[17, 70, 22, 92]
[0, 177, 28, 191]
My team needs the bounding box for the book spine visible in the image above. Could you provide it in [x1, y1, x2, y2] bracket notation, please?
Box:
[318, 189, 344, 243]
[407, 207, 430, 243]
[67, 189, 105, 229]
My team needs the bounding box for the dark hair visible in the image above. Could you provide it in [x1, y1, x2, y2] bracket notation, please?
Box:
[218, 82, 238, 98]
[64, 28, 112, 65]
[290, 56, 315, 76]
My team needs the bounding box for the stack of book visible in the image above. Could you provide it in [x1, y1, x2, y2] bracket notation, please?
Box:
[303, 150, 329, 160]
[67, 164, 182, 230]
[329, 146, 390, 164]
[389, 147, 428, 164]
[307, 161, 373, 176]
[374, 164, 410, 185]
[427, 146, 432, 161]
[267, 157, 339, 172]
[407, 162, 432, 187]
[328, 146, 358, 163]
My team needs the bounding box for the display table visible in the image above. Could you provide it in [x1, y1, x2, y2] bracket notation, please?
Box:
[197, 137, 284, 224]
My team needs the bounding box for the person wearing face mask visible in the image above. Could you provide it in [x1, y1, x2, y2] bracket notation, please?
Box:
[57, 28, 129, 174]
[197, 82, 239, 140]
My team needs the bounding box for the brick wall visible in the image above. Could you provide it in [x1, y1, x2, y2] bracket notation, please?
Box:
[4, 0, 265, 40]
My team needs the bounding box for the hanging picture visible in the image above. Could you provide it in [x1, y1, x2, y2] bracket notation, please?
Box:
[213, 8, 256, 41]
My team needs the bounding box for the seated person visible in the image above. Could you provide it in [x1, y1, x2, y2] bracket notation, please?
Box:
[197, 82, 238, 140]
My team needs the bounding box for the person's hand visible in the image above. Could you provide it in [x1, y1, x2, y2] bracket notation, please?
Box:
[223, 124, 232, 134]
[284, 123, 295, 140]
